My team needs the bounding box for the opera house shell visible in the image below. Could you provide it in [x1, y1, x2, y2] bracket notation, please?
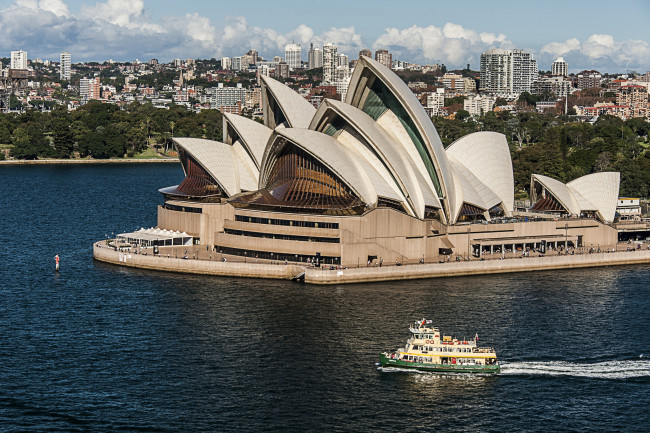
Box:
[157, 56, 619, 265]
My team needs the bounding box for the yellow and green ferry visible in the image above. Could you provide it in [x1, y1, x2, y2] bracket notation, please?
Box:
[380, 319, 500, 373]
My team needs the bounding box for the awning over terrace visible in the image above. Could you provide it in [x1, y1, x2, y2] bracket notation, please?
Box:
[116, 228, 194, 247]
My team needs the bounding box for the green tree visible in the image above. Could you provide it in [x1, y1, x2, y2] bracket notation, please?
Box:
[52, 118, 74, 158]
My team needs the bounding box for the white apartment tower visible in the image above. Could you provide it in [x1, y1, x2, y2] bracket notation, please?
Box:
[308, 44, 323, 69]
[60, 52, 71, 81]
[552, 57, 568, 77]
[323, 43, 338, 83]
[10, 50, 28, 70]
[220, 57, 232, 70]
[480, 48, 538, 96]
[284, 43, 302, 70]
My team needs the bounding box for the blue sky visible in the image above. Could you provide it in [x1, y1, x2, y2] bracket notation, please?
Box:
[2, 0, 650, 72]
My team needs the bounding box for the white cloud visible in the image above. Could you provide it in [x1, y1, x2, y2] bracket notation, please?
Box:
[540, 34, 650, 71]
[541, 38, 581, 57]
[373, 23, 511, 66]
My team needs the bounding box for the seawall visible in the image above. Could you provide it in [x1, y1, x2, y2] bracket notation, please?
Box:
[304, 250, 650, 284]
[94, 242, 650, 284]
[93, 242, 304, 280]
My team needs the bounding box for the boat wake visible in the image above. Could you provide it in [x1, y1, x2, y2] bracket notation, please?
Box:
[500, 359, 650, 379]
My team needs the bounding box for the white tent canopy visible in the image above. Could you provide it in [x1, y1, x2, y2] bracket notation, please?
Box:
[117, 228, 193, 247]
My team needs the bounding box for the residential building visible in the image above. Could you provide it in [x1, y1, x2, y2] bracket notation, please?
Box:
[323, 43, 338, 83]
[221, 57, 232, 70]
[533, 76, 573, 98]
[551, 57, 568, 77]
[276, 63, 290, 79]
[211, 83, 246, 110]
[308, 44, 323, 70]
[246, 50, 259, 65]
[577, 70, 602, 90]
[424, 88, 446, 117]
[464, 94, 496, 116]
[442, 73, 464, 90]
[231, 57, 243, 72]
[11, 50, 28, 70]
[59, 52, 71, 81]
[284, 43, 302, 70]
[374, 49, 392, 70]
[617, 85, 648, 118]
[480, 49, 538, 97]
[79, 77, 100, 102]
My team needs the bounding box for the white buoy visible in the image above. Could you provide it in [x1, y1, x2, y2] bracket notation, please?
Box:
[55, 254, 60, 272]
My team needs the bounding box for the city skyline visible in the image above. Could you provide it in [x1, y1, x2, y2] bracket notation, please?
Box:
[1, 0, 650, 73]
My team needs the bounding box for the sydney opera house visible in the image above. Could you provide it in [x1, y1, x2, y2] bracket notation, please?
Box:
[155, 56, 620, 266]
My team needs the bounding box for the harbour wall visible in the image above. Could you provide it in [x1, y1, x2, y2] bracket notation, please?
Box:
[93, 242, 304, 280]
[94, 242, 650, 284]
[304, 250, 650, 284]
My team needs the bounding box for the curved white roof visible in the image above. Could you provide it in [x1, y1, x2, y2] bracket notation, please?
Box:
[345, 55, 456, 222]
[334, 129, 404, 204]
[310, 98, 442, 218]
[174, 138, 238, 197]
[223, 113, 272, 168]
[532, 172, 620, 222]
[532, 174, 580, 215]
[567, 172, 620, 222]
[261, 128, 377, 206]
[449, 159, 501, 211]
[260, 75, 316, 129]
[174, 137, 258, 197]
[446, 132, 514, 215]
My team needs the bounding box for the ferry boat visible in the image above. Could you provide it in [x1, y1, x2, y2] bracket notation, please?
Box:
[380, 319, 500, 373]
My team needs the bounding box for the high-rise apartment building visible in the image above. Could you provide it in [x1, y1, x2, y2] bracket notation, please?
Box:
[284, 43, 302, 70]
[480, 48, 538, 96]
[551, 57, 568, 77]
[308, 44, 323, 70]
[80, 77, 100, 102]
[374, 49, 392, 70]
[10, 50, 28, 70]
[323, 43, 338, 83]
[220, 57, 232, 70]
[60, 52, 71, 81]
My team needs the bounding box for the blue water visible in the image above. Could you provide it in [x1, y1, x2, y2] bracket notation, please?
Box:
[1, 164, 649, 432]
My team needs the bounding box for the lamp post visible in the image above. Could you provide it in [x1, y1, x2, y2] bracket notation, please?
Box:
[467, 226, 471, 261]
[244, 251, 247, 263]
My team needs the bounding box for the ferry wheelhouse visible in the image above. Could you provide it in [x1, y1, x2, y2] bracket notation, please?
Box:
[380, 319, 499, 373]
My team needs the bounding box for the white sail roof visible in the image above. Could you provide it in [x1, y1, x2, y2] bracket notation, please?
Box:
[260, 75, 316, 129]
[173, 137, 258, 197]
[446, 132, 514, 215]
[345, 55, 456, 223]
[223, 112, 272, 168]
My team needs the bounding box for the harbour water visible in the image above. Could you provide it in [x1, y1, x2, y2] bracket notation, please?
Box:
[1, 164, 649, 432]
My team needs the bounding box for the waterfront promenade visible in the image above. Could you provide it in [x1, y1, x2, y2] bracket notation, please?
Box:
[93, 240, 650, 284]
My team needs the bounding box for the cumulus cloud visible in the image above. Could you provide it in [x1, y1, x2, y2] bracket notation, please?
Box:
[214, 17, 363, 59]
[540, 34, 650, 71]
[373, 23, 511, 67]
